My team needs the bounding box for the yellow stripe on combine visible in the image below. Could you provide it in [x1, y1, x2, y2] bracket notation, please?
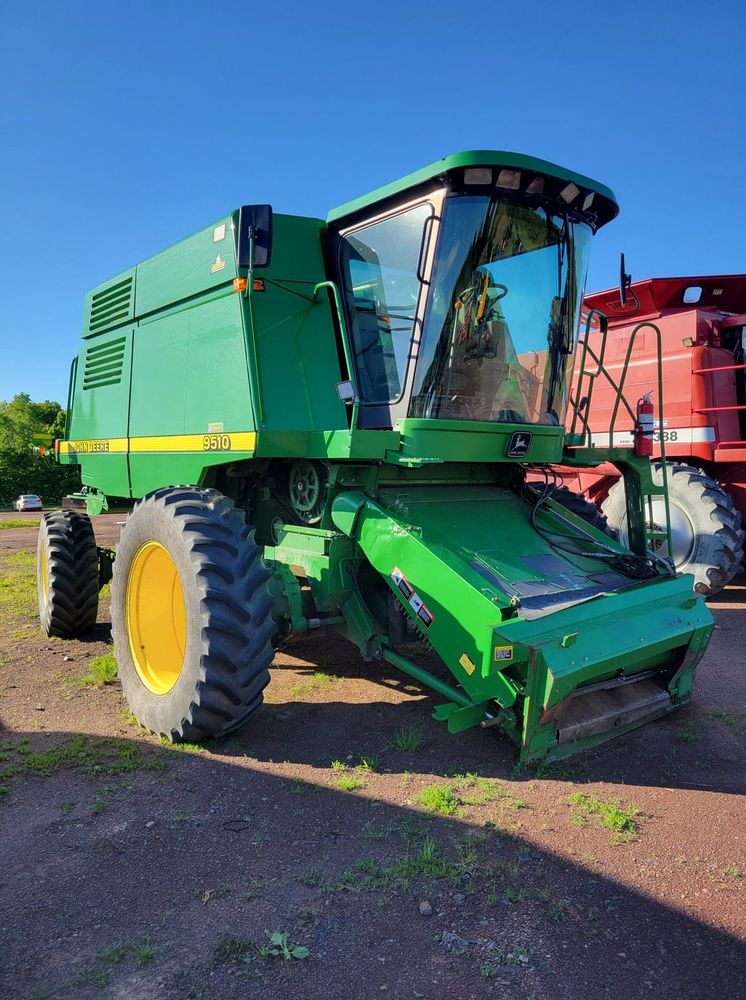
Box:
[59, 432, 257, 454]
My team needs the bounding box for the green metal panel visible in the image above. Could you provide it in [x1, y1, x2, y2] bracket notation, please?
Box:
[391, 419, 563, 466]
[327, 150, 619, 226]
[134, 215, 237, 318]
[245, 215, 348, 432]
[62, 327, 133, 495]
[82, 269, 136, 337]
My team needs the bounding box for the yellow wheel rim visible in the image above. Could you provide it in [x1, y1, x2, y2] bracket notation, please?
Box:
[40, 546, 49, 599]
[126, 541, 187, 695]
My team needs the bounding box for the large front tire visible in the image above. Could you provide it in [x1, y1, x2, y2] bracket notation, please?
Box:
[602, 462, 744, 596]
[111, 487, 276, 741]
[37, 510, 99, 637]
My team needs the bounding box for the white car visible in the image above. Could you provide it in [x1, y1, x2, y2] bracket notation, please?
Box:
[15, 494, 43, 511]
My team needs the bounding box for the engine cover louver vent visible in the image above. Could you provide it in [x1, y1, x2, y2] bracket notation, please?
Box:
[83, 336, 126, 390]
[87, 275, 134, 333]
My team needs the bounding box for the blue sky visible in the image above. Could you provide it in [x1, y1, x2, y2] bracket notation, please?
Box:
[1, 0, 744, 403]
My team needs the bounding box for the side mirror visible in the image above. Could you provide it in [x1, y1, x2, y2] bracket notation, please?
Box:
[237, 204, 273, 269]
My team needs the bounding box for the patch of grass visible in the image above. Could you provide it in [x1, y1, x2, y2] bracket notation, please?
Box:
[75, 965, 111, 987]
[480, 941, 531, 975]
[676, 725, 699, 743]
[0, 734, 165, 796]
[549, 900, 570, 922]
[159, 737, 205, 753]
[452, 773, 528, 810]
[569, 792, 639, 839]
[340, 836, 462, 894]
[336, 774, 368, 792]
[97, 943, 130, 964]
[81, 652, 118, 686]
[289, 670, 337, 696]
[214, 932, 308, 965]
[356, 754, 381, 772]
[118, 707, 141, 728]
[0, 519, 40, 530]
[723, 865, 742, 879]
[417, 775, 526, 817]
[135, 941, 155, 966]
[417, 783, 461, 816]
[391, 724, 424, 752]
[330, 759, 348, 771]
[75, 939, 157, 987]
[299, 868, 322, 887]
[708, 709, 744, 730]
[213, 936, 254, 965]
[0, 550, 37, 621]
[91, 792, 110, 814]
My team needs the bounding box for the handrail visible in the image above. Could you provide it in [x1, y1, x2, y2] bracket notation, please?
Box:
[568, 317, 673, 562]
[569, 309, 610, 440]
[313, 280, 359, 432]
[693, 362, 746, 375]
[694, 405, 746, 412]
[607, 321, 673, 559]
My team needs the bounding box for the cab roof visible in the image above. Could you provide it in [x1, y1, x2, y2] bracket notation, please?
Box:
[327, 150, 619, 230]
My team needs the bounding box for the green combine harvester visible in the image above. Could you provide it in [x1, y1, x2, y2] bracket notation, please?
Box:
[38, 151, 713, 765]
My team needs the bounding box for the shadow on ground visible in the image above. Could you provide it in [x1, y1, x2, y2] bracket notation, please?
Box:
[0, 724, 742, 1000]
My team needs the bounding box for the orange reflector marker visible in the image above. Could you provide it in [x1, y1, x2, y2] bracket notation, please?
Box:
[253, 279, 265, 292]
[233, 277, 248, 293]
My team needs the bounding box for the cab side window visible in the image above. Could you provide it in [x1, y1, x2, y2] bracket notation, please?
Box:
[338, 204, 431, 404]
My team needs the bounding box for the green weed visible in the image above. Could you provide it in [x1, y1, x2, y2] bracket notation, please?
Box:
[417, 783, 460, 816]
[336, 775, 367, 792]
[290, 671, 336, 696]
[299, 868, 322, 887]
[0, 734, 165, 795]
[356, 754, 381, 772]
[569, 792, 639, 838]
[340, 836, 462, 893]
[391, 725, 424, 751]
[81, 652, 118, 686]
[708, 709, 744, 729]
[0, 519, 40, 530]
[159, 737, 204, 753]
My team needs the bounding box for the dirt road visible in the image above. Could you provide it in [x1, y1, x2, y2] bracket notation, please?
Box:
[0, 514, 743, 998]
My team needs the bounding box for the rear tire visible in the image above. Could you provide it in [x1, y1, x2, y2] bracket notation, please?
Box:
[111, 487, 277, 742]
[602, 462, 744, 596]
[37, 510, 99, 637]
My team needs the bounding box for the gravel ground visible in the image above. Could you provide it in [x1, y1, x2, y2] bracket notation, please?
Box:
[0, 511, 744, 999]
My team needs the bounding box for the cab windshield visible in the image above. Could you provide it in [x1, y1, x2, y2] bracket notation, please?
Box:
[410, 195, 592, 425]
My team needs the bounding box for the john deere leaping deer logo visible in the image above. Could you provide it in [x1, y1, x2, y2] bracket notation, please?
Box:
[507, 431, 532, 457]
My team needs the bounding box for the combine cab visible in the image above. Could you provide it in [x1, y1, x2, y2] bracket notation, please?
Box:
[37, 152, 713, 765]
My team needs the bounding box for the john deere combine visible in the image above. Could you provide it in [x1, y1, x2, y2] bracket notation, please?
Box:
[38, 151, 713, 764]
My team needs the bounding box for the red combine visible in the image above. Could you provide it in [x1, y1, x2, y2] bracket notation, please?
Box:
[563, 274, 746, 595]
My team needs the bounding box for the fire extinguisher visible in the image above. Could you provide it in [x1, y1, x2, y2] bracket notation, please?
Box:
[635, 391, 655, 457]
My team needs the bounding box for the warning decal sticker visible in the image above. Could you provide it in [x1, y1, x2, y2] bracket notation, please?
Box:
[391, 567, 435, 628]
[494, 645, 514, 662]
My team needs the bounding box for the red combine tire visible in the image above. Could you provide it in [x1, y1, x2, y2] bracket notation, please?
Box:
[602, 462, 744, 596]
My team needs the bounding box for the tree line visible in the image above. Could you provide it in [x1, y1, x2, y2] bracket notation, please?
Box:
[0, 394, 81, 506]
